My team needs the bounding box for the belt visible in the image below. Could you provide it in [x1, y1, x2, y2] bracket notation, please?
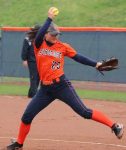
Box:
[41, 75, 65, 86]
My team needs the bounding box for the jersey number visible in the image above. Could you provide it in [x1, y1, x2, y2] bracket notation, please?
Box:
[52, 61, 60, 70]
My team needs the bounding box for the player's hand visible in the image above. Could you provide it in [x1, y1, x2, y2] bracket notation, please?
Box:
[22, 60, 28, 67]
[48, 7, 57, 19]
[96, 62, 102, 69]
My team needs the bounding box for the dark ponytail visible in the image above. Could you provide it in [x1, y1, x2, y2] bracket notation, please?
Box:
[27, 25, 41, 42]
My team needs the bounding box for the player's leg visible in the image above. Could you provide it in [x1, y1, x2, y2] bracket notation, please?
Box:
[36, 68, 40, 90]
[28, 62, 39, 98]
[56, 79, 124, 139]
[31, 62, 40, 95]
[7, 85, 54, 149]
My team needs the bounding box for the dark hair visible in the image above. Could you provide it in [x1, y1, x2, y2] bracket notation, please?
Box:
[27, 25, 41, 41]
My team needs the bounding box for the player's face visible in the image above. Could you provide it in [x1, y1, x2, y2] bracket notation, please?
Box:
[45, 32, 59, 44]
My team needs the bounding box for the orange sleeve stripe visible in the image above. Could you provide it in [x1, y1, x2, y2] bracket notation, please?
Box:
[1, 26, 126, 32]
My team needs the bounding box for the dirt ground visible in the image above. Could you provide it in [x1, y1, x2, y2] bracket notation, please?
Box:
[0, 94, 125, 150]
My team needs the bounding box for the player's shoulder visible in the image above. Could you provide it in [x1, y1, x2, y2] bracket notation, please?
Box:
[58, 41, 72, 48]
[62, 43, 70, 47]
[24, 36, 32, 46]
[25, 36, 29, 41]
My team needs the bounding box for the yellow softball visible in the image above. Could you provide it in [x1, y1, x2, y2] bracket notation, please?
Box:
[52, 7, 59, 16]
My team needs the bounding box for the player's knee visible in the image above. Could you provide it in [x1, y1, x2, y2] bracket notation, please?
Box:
[83, 108, 92, 119]
[21, 114, 33, 124]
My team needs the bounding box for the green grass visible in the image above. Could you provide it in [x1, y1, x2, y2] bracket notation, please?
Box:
[0, 0, 126, 27]
[0, 76, 29, 82]
[76, 89, 126, 102]
[0, 85, 28, 96]
[0, 84, 126, 102]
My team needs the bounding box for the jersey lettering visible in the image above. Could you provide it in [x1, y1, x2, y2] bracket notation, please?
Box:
[39, 49, 62, 58]
[34, 40, 77, 82]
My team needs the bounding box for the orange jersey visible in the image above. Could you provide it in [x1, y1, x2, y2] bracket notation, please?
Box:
[34, 40, 77, 82]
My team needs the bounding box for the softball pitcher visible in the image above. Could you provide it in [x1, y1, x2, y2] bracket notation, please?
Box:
[6, 7, 124, 150]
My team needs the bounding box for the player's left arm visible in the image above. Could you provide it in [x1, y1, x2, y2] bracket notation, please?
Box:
[21, 38, 29, 61]
[64, 43, 100, 68]
[72, 53, 97, 67]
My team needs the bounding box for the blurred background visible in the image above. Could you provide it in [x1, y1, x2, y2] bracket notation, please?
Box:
[0, 0, 126, 101]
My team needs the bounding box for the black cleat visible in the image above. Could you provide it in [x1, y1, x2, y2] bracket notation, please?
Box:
[112, 123, 124, 139]
[6, 142, 23, 150]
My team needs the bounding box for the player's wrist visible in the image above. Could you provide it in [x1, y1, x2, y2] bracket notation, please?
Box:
[47, 17, 53, 21]
[96, 62, 102, 68]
